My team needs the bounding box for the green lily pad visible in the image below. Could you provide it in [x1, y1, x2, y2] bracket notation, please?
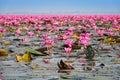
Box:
[26, 48, 48, 56]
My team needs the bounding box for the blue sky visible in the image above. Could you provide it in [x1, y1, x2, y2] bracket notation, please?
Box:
[0, 0, 120, 14]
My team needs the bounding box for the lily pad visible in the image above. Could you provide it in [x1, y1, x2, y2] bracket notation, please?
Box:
[26, 48, 48, 56]
[0, 48, 8, 56]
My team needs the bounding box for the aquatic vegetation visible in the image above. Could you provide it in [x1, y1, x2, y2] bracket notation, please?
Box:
[15, 51, 32, 62]
[0, 14, 120, 80]
[84, 45, 98, 59]
[31, 64, 39, 69]
[64, 47, 72, 60]
[60, 75, 84, 80]
[0, 48, 8, 56]
[26, 48, 47, 56]
[57, 60, 74, 70]
[3, 41, 10, 45]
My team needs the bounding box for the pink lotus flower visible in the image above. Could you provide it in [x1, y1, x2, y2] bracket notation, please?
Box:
[44, 39, 53, 45]
[64, 47, 71, 54]
[54, 35, 59, 40]
[62, 34, 68, 40]
[22, 38, 27, 42]
[79, 33, 90, 45]
[117, 53, 120, 58]
[67, 31, 73, 35]
[80, 39, 88, 45]
[46, 24, 51, 27]
[35, 26, 41, 31]
[0, 28, 6, 33]
[23, 27, 28, 31]
[41, 34, 48, 39]
[42, 36, 53, 46]
[109, 32, 113, 36]
[93, 26, 98, 30]
[100, 27, 105, 30]
[68, 27, 75, 32]
[106, 28, 112, 32]
[97, 30, 104, 36]
[15, 29, 21, 35]
[52, 24, 56, 29]
[64, 39, 73, 47]
[27, 31, 34, 37]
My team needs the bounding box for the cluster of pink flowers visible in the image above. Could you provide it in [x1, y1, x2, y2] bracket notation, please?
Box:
[41, 34, 53, 46]
[64, 39, 73, 47]
[106, 28, 113, 36]
[79, 33, 91, 46]
[27, 31, 34, 37]
[0, 14, 120, 48]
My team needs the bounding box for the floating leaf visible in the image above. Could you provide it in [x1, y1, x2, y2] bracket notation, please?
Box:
[3, 41, 10, 45]
[0, 33, 3, 37]
[31, 64, 39, 69]
[103, 37, 112, 43]
[60, 75, 71, 79]
[15, 51, 32, 62]
[22, 51, 32, 62]
[26, 48, 47, 56]
[15, 53, 23, 62]
[0, 49, 8, 56]
[111, 59, 119, 63]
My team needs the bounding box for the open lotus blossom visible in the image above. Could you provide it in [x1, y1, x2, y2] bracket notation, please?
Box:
[62, 34, 68, 40]
[43, 39, 53, 46]
[27, 31, 34, 37]
[15, 29, 21, 35]
[64, 47, 71, 54]
[80, 39, 88, 45]
[108, 32, 113, 36]
[35, 26, 41, 31]
[54, 35, 59, 40]
[41, 34, 48, 39]
[42, 36, 53, 46]
[42, 36, 53, 55]
[97, 30, 104, 36]
[93, 26, 98, 30]
[68, 27, 75, 32]
[22, 38, 27, 42]
[64, 39, 73, 47]
[106, 28, 112, 32]
[79, 33, 90, 46]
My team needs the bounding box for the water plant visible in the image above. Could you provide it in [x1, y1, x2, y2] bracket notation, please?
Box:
[84, 45, 98, 59]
